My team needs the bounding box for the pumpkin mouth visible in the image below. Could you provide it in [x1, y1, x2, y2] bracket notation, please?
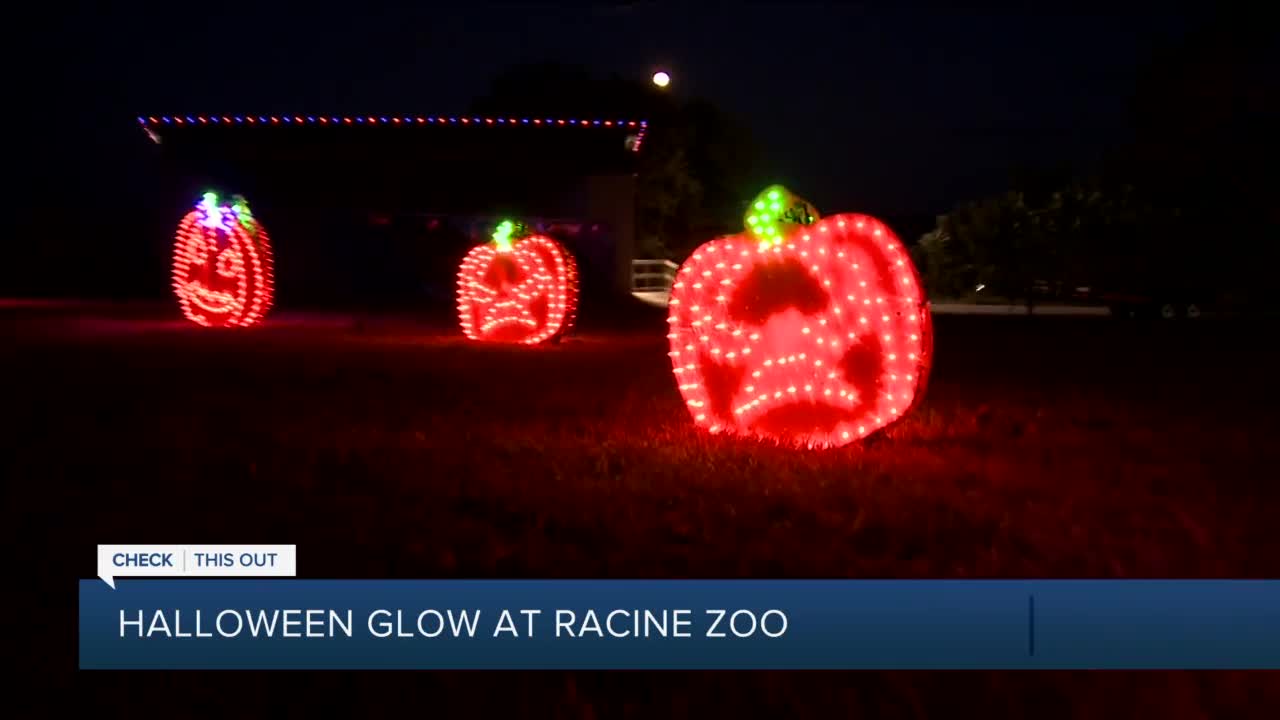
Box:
[479, 314, 540, 340]
[474, 292, 550, 341]
[749, 401, 858, 442]
[181, 280, 237, 313]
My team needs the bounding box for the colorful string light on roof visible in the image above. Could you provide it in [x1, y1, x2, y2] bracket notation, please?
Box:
[137, 116, 649, 151]
[456, 219, 579, 344]
[172, 192, 274, 328]
[666, 185, 933, 448]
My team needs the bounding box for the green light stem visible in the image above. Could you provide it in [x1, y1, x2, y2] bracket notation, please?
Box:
[492, 220, 516, 252]
[744, 185, 819, 246]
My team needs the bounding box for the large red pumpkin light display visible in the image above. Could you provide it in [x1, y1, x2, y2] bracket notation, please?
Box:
[667, 186, 933, 448]
[456, 220, 580, 344]
[172, 192, 275, 327]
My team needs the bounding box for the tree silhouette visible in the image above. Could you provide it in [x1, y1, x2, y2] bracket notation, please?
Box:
[922, 13, 1277, 307]
[471, 62, 762, 259]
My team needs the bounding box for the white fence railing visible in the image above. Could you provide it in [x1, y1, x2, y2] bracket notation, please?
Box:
[631, 259, 679, 292]
[630, 259, 680, 307]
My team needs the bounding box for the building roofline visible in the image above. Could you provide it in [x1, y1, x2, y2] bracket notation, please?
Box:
[138, 115, 649, 151]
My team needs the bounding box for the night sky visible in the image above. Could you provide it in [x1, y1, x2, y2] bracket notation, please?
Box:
[22, 3, 1202, 230]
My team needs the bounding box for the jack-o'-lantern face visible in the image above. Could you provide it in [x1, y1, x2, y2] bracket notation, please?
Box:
[172, 193, 274, 328]
[667, 186, 932, 448]
[456, 220, 579, 344]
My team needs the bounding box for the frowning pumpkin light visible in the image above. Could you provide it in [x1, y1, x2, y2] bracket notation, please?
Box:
[667, 186, 933, 448]
[456, 220, 579, 344]
[172, 192, 274, 328]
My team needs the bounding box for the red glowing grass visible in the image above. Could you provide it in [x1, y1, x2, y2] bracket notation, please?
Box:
[667, 213, 932, 448]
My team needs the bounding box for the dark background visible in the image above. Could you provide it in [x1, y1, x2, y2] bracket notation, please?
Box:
[8, 4, 1280, 716]
[16, 2, 1265, 303]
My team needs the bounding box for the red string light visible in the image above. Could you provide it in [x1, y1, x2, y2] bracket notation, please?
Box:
[172, 196, 275, 328]
[456, 233, 579, 345]
[667, 212, 932, 448]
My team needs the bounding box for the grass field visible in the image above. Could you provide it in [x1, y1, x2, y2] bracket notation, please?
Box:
[8, 301, 1280, 717]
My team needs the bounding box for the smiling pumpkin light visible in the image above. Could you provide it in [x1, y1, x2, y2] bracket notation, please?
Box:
[172, 192, 275, 327]
[666, 185, 933, 448]
[456, 219, 579, 344]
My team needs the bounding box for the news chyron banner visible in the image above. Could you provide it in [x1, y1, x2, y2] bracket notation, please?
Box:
[82, 546, 1280, 669]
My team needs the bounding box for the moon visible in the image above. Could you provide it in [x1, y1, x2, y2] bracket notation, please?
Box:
[651, 71, 670, 88]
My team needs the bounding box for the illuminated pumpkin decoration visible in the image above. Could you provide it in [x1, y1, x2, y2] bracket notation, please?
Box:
[666, 185, 933, 448]
[456, 220, 580, 344]
[172, 192, 274, 327]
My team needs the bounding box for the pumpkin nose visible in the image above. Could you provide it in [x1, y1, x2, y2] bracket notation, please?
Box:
[484, 255, 522, 291]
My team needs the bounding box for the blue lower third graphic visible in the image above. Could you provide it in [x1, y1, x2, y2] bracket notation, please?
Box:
[78, 580, 1280, 669]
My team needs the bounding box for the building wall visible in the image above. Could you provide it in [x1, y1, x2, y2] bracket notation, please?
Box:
[150, 125, 642, 306]
[582, 174, 637, 296]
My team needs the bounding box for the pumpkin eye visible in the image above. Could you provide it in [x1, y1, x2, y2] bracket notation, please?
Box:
[215, 249, 239, 278]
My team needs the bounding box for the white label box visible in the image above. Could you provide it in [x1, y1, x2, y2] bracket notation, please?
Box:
[97, 544, 296, 588]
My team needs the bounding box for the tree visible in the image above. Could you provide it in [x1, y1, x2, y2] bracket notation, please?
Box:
[922, 12, 1277, 308]
[470, 62, 761, 259]
[916, 223, 973, 300]
[921, 175, 1192, 308]
[920, 191, 1047, 308]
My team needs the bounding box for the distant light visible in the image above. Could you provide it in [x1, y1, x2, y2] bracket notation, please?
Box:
[652, 71, 670, 88]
